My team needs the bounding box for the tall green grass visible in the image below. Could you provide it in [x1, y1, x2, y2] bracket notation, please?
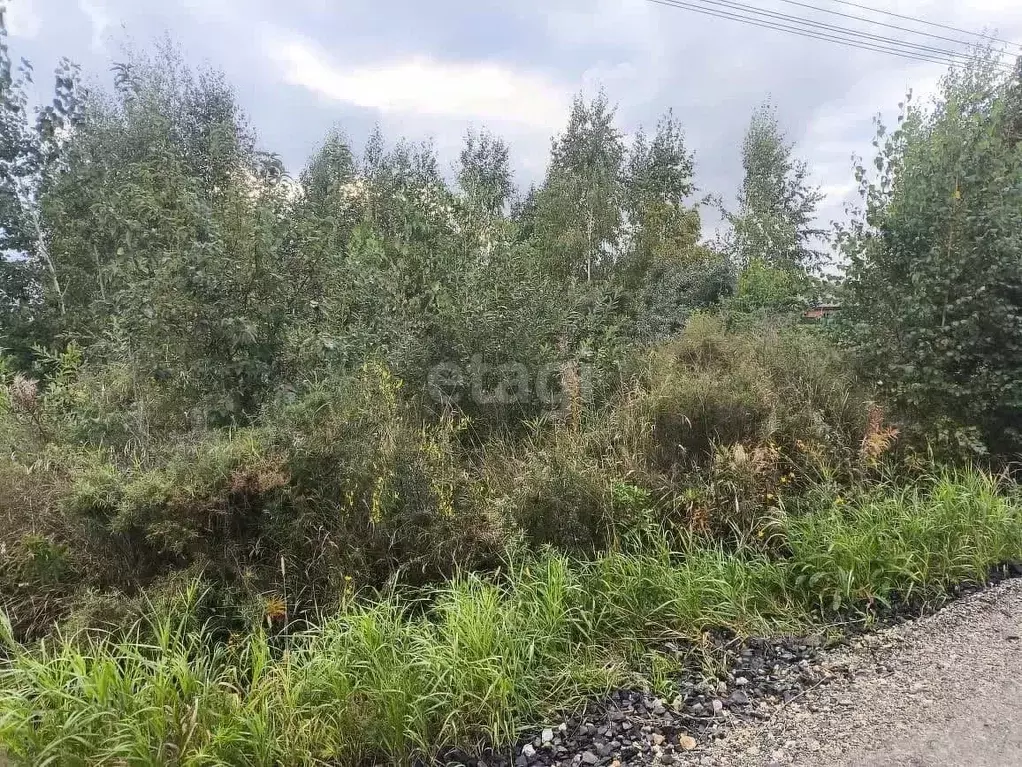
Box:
[1, 470, 1020, 766]
[788, 469, 1022, 610]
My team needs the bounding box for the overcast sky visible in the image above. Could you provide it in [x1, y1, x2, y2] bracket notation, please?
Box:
[7, 0, 1022, 233]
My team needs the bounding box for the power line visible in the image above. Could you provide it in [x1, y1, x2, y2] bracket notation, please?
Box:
[694, 0, 1010, 69]
[646, 0, 997, 68]
[644, 0, 959, 68]
[818, 0, 1022, 53]
[644, 0, 1015, 72]
[649, 0, 1013, 71]
[767, 0, 1020, 56]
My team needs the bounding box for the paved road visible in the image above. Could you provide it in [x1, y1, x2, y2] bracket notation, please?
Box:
[695, 579, 1022, 767]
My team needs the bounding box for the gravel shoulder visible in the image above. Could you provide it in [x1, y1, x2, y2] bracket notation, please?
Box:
[688, 579, 1022, 767]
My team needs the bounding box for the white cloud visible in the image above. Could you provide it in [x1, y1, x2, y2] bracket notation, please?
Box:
[546, 0, 661, 50]
[270, 39, 570, 130]
[177, 0, 242, 23]
[7, 0, 42, 39]
[78, 0, 113, 53]
[545, 0, 671, 111]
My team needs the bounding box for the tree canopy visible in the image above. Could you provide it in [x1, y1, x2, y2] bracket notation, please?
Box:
[840, 51, 1022, 455]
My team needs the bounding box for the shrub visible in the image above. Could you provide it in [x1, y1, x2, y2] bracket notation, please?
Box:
[0, 315, 884, 639]
[615, 313, 870, 473]
[479, 422, 652, 552]
[0, 420, 94, 638]
[840, 56, 1022, 459]
[726, 258, 806, 316]
[628, 249, 733, 344]
[35, 363, 505, 617]
[474, 315, 880, 550]
[265, 364, 504, 587]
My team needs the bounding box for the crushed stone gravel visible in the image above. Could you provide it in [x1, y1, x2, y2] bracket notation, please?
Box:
[676, 578, 1022, 767]
[486, 578, 1022, 767]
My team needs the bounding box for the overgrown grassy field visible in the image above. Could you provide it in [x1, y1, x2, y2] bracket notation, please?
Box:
[2, 470, 1019, 765]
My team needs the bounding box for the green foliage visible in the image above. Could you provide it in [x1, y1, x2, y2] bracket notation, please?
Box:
[0, 16, 84, 365]
[4, 22, 1020, 766]
[480, 423, 646, 553]
[727, 258, 806, 315]
[1005, 58, 1022, 148]
[470, 316, 876, 550]
[3, 469, 1020, 765]
[622, 110, 701, 278]
[629, 247, 732, 343]
[0, 30, 725, 443]
[618, 313, 869, 472]
[0, 311, 879, 640]
[840, 52, 1022, 457]
[532, 91, 626, 282]
[458, 127, 513, 217]
[789, 469, 1022, 610]
[722, 102, 825, 274]
[0, 24, 872, 650]
[44, 364, 504, 609]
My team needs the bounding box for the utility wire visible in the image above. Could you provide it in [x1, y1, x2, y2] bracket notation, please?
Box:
[651, 0, 1012, 71]
[647, 0, 987, 67]
[819, 0, 1022, 54]
[694, 0, 1010, 69]
[644, 0, 1015, 72]
[646, 0, 966, 68]
[767, 0, 1021, 57]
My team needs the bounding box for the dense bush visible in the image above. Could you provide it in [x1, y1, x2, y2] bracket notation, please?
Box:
[0, 363, 512, 634]
[464, 314, 881, 552]
[0, 20, 847, 637]
[1, 315, 884, 636]
[840, 53, 1022, 458]
[615, 313, 869, 472]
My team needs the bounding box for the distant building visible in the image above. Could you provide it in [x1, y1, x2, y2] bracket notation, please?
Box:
[803, 303, 841, 321]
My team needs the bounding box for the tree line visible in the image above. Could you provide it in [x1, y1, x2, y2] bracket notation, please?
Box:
[0, 30, 832, 434]
[1, 15, 1021, 458]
